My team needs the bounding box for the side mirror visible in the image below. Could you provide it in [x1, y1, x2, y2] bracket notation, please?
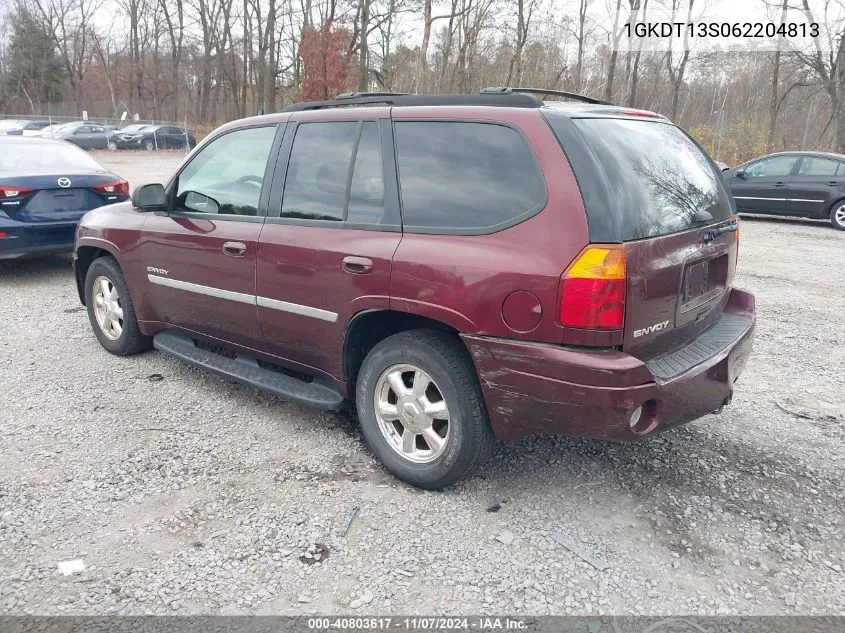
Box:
[131, 183, 167, 211]
[735, 169, 747, 179]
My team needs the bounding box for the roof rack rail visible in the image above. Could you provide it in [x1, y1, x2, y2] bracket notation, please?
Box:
[282, 92, 543, 112]
[480, 86, 614, 106]
[335, 91, 409, 99]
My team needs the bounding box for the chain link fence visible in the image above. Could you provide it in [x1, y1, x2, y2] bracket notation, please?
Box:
[0, 113, 198, 152]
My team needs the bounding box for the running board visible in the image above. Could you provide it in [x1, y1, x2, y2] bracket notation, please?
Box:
[153, 330, 346, 410]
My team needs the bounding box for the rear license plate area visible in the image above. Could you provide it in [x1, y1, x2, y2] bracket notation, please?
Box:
[28, 190, 88, 213]
[683, 261, 710, 303]
[680, 255, 727, 311]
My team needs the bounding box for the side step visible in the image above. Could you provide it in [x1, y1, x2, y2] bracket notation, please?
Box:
[153, 330, 346, 410]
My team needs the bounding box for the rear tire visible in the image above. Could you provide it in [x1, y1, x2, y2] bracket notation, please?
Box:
[143, 139, 155, 151]
[830, 200, 845, 230]
[107, 141, 117, 151]
[355, 329, 495, 490]
[84, 256, 151, 356]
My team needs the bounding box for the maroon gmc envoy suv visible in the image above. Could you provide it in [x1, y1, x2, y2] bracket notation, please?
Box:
[73, 88, 756, 489]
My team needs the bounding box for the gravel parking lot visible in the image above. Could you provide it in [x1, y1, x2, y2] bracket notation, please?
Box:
[1, 151, 844, 616]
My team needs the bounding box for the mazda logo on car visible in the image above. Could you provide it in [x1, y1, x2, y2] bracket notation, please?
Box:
[57, 178, 72, 188]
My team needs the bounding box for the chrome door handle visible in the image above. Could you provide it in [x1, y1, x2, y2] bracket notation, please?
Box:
[223, 241, 247, 257]
[342, 255, 373, 274]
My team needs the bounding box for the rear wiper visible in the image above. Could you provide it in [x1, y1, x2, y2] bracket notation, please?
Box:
[702, 218, 738, 243]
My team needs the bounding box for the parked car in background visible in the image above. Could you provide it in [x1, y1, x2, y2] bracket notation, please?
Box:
[112, 124, 197, 150]
[46, 122, 115, 150]
[0, 137, 129, 259]
[73, 89, 755, 489]
[0, 120, 28, 134]
[36, 123, 73, 138]
[1, 120, 51, 136]
[724, 151, 845, 230]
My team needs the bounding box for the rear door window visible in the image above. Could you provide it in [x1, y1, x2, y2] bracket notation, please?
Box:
[279, 120, 392, 226]
[544, 114, 733, 241]
[394, 121, 546, 233]
[797, 156, 841, 176]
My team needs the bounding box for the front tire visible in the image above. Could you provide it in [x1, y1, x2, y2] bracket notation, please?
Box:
[355, 330, 495, 490]
[84, 256, 151, 356]
[830, 200, 845, 230]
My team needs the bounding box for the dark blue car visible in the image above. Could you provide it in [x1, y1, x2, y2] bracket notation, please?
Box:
[0, 137, 129, 260]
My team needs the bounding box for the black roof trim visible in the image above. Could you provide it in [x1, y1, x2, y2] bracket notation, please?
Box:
[281, 93, 543, 112]
[481, 86, 614, 106]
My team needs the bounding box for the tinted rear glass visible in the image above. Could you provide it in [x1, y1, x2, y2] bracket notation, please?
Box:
[0, 142, 105, 171]
[394, 121, 547, 233]
[544, 114, 732, 241]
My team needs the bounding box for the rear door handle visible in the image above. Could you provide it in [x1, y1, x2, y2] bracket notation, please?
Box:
[222, 241, 247, 257]
[342, 255, 373, 274]
[828, 181, 839, 187]
[774, 182, 788, 188]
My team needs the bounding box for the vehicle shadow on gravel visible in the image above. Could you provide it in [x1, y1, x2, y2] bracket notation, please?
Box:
[484, 423, 837, 528]
[0, 254, 73, 279]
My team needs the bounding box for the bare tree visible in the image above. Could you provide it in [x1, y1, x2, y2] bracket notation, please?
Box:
[795, 0, 845, 152]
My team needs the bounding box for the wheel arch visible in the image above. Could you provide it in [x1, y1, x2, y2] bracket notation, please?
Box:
[827, 196, 845, 214]
[343, 310, 467, 392]
[74, 243, 119, 305]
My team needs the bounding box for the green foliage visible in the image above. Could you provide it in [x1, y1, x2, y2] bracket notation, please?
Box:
[3, 7, 65, 108]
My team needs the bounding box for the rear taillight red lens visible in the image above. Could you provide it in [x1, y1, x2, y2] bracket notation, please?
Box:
[734, 214, 740, 263]
[558, 245, 627, 330]
[94, 179, 130, 195]
[0, 185, 33, 198]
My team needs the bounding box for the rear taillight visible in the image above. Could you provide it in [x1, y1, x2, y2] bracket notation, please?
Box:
[94, 179, 130, 195]
[0, 185, 33, 198]
[734, 214, 740, 263]
[558, 245, 627, 330]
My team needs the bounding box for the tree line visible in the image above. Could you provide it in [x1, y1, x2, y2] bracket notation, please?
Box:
[0, 0, 842, 164]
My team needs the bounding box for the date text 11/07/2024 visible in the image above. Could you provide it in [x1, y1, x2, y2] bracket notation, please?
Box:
[307, 617, 528, 630]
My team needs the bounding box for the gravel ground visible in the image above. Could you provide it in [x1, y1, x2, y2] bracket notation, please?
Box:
[1, 151, 844, 616]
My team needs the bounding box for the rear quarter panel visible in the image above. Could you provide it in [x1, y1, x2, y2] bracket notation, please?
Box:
[389, 107, 588, 343]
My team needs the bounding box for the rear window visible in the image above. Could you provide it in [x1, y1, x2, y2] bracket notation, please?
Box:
[544, 114, 732, 241]
[394, 121, 547, 233]
[0, 142, 105, 171]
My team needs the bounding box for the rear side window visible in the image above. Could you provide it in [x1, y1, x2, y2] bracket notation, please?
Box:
[797, 156, 840, 176]
[394, 121, 546, 233]
[544, 114, 733, 241]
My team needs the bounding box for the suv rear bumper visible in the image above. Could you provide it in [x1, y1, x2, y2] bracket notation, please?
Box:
[463, 287, 755, 441]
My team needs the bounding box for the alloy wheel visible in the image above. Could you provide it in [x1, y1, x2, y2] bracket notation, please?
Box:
[834, 203, 845, 229]
[374, 364, 450, 463]
[92, 276, 124, 340]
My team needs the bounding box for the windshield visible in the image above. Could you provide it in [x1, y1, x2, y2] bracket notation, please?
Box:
[0, 142, 106, 171]
[544, 113, 733, 241]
